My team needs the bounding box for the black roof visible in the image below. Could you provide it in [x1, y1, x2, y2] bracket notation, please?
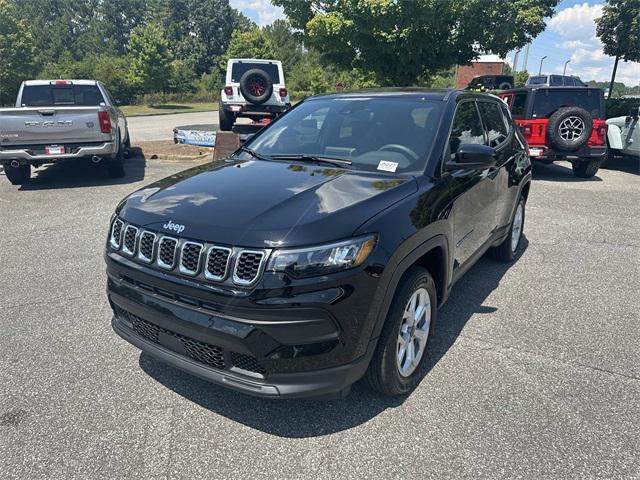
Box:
[500, 86, 605, 94]
[306, 88, 466, 101]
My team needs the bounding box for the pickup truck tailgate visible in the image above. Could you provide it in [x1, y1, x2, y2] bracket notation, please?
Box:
[0, 107, 111, 147]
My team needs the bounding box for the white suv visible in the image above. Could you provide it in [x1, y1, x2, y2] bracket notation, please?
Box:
[219, 59, 291, 131]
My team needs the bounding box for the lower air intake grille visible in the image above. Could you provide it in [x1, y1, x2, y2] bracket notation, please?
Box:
[231, 352, 267, 375]
[127, 312, 225, 370]
[234, 251, 264, 284]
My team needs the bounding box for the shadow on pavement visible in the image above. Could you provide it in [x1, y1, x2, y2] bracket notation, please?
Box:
[14, 148, 147, 191]
[139, 238, 528, 438]
[602, 155, 640, 175]
[531, 161, 602, 182]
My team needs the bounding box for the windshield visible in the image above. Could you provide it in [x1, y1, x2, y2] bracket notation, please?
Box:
[245, 96, 445, 173]
[20, 85, 105, 107]
[533, 89, 604, 119]
[231, 62, 280, 84]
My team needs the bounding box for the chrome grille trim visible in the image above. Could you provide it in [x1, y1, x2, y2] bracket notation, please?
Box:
[204, 246, 233, 281]
[110, 218, 124, 249]
[233, 250, 267, 286]
[157, 236, 178, 270]
[179, 241, 204, 276]
[137, 231, 157, 264]
[122, 225, 139, 256]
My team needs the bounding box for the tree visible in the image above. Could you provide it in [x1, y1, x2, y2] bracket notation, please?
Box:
[127, 23, 172, 94]
[596, 0, 640, 97]
[274, 0, 559, 86]
[0, 0, 36, 105]
[221, 29, 277, 68]
[263, 20, 304, 74]
[514, 70, 530, 88]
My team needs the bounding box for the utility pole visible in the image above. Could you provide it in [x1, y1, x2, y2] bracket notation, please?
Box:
[538, 56, 547, 75]
[608, 55, 619, 98]
[563, 60, 571, 76]
[523, 44, 530, 72]
[513, 50, 520, 72]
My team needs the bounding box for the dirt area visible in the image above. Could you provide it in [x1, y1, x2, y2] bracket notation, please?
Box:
[133, 141, 214, 161]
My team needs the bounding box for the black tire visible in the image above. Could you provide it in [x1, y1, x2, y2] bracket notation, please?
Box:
[107, 137, 125, 178]
[219, 103, 234, 131]
[364, 267, 437, 396]
[4, 163, 31, 185]
[498, 81, 513, 90]
[124, 128, 132, 158]
[491, 195, 525, 261]
[572, 158, 600, 178]
[546, 106, 593, 152]
[238, 68, 273, 105]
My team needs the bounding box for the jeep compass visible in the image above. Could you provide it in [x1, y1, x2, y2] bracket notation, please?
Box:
[106, 89, 532, 398]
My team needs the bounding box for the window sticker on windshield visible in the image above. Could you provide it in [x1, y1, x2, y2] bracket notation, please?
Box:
[377, 160, 398, 172]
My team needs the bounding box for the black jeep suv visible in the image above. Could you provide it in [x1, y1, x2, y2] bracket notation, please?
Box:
[106, 90, 531, 398]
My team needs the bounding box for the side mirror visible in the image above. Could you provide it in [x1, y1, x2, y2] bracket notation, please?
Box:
[445, 144, 496, 171]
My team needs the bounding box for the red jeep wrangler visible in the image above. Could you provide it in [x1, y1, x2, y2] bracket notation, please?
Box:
[499, 86, 607, 178]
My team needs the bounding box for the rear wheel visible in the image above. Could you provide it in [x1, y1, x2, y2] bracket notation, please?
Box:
[107, 136, 126, 178]
[572, 158, 600, 178]
[4, 163, 31, 185]
[491, 195, 525, 261]
[219, 104, 234, 131]
[124, 128, 132, 158]
[364, 267, 437, 396]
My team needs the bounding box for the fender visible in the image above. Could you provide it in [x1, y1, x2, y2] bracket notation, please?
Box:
[606, 124, 623, 150]
[367, 234, 450, 343]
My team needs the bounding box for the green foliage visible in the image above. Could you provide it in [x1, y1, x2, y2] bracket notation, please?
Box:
[596, 0, 640, 62]
[127, 23, 173, 94]
[0, 0, 35, 105]
[514, 70, 529, 88]
[222, 28, 277, 66]
[606, 97, 640, 118]
[274, 0, 559, 86]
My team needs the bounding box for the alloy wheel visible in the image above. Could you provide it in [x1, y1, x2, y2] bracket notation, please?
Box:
[397, 287, 431, 377]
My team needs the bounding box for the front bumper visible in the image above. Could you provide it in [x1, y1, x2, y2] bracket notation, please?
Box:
[106, 251, 382, 398]
[528, 144, 607, 161]
[0, 142, 117, 165]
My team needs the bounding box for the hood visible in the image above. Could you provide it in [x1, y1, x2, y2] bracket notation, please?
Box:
[117, 159, 417, 248]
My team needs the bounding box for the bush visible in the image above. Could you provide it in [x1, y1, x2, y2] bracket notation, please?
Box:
[606, 97, 640, 118]
[132, 91, 218, 106]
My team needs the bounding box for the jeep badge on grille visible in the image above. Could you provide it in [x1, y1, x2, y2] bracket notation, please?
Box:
[163, 220, 185, 234]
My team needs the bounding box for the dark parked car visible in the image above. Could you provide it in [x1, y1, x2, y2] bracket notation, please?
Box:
[467, 75, 514, 91]
[106, 89, 531, 399]
[499, 86, 607, 177]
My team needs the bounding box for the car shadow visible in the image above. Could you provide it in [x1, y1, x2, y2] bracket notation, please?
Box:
[139, 238, 528, 438]
[15, 147, 147, 191]
[602, 154, 640, 175]
[531, 161, 603, 181]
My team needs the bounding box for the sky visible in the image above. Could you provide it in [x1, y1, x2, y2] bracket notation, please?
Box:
[230, 0, 640, 86]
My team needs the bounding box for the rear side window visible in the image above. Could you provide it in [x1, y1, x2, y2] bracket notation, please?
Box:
[533, 89, 603, 119]
[511, 93, 528, 117]
[477, 102, 508, 147]
[21, 85, 105, 107]
[527, 76, 547, 85]
[448, 101, 485, 158]
[550, 75, 563, 86]
[230, 63, 280, 84]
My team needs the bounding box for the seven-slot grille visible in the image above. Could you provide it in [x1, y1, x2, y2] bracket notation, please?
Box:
[157, 237, 178, 269]
[138, 231, 156, 263]
[122, 225, 138, 256]
[109, 218, 268, 286]
[234, 251, 265, 285]
[180, 242, 203, 275]
[205, 247, 232, 281]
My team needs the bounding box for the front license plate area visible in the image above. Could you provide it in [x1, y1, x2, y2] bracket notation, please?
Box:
[158, 331, 187, 356]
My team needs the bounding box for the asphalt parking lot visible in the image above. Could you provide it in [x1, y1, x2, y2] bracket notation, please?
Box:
[1, 156, 638, 479]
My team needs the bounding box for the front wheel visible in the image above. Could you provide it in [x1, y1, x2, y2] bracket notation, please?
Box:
[491, 195, 525, 262]
[364, 267, 437, 396]
[4, 163, 31, 185]
[572, 158, 600, 178]
[219, 104, 234, 131]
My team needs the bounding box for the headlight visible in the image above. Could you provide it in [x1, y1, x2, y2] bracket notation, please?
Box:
[267, 235, 377, 278]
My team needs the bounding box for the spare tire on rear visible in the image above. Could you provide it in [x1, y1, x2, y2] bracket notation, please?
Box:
[546, 106, 593, 152]
[239, 69, 273, 105]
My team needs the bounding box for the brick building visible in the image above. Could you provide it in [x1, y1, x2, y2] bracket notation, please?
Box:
[455, 60, 506, 89]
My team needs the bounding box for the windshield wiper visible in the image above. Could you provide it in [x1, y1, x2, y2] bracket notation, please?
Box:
[269, 154, 352, 168]
[237, 146, 271, 161]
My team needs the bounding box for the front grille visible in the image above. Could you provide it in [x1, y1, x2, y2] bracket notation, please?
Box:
[157, 237, 178, 269]
[110, 218, 124, 248]
[180, 242, 203, 275]
[234, 251, 265, 285]
[138, 231, 156, 263]
[122, 225, 138, 256]
[231, 352, 266, 375]
[205, 247, 232, 281]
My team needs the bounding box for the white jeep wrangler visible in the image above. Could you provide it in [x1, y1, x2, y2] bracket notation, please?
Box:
[219, 59, 291, 131]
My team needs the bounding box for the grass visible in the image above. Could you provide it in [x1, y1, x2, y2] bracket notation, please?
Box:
[121, 102, 218, 117]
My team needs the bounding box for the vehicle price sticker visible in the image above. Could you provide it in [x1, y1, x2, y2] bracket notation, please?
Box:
[377, 160, 398, 172]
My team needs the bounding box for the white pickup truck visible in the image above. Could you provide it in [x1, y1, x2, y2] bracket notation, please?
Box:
[0, 80, 130, 185]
